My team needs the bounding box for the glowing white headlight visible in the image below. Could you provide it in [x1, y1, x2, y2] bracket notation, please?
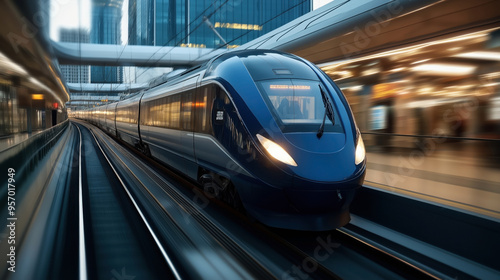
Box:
[257, 134, 297, 167]
[355, 134, 366, 165]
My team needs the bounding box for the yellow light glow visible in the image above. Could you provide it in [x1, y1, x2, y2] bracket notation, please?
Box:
[193, 102, 206, 108]
[355, 135, 366, 165]
[32, 94, 44, 100]
[318, 28, 495, 71]
[257, 134, 297, 167]
[340, 85, 363, 91]
[180, 43, 207, 48]
[335, 70, 353, 79]
[454, 51, 500, 61]
[214, 22, 262, 31]
[373, 83, 398, 99]
[412, 63, 476, 76]
[269, 85, 311, 90]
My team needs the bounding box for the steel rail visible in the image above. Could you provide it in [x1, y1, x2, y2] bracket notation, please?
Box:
[84, 126, 183, 280]
[90, 126, 276, 279]
[74, 124, 88, 280]
[336, 227, 442, 280]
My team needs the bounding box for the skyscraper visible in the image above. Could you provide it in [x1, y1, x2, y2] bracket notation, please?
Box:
[128, 0, 311, 48]
[129, 0, 154, 45]
[186, 0, 312, 48]
[91, 0, 124, 83]
[59, 28, 90, 84]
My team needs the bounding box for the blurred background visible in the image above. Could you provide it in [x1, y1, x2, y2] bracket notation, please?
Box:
[1, 0, 500, 279]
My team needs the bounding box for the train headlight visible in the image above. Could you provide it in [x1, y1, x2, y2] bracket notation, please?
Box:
[257, 134, 297, 167]
[355, 134, 366, 165]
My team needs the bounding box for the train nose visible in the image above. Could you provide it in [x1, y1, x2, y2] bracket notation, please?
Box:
[284, 187, 356, 214]
[284, 166, 365, 214]
[279, 132, 358, 182]
[284, 132, 345, 153]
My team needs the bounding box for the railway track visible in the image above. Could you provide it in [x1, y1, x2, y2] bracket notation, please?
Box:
[74, 120, 279, 279]
[73, 120, 448, 280]
[74, 122, 179, 279]
[0, 119, 449, 280]
[84, 121, 448, 279]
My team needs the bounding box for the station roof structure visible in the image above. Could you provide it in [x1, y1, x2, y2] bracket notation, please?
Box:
[53, 42, 226, 68]
[52, 0, 500, 68]
[3, 0, 500, 103]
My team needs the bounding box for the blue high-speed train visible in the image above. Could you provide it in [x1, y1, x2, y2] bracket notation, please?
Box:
[77, 50, 366, 231]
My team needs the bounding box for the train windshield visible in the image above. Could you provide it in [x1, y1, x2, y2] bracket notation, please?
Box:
[257, 79, 343, 133]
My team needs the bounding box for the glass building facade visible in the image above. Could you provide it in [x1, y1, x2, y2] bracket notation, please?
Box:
[91, 0, 124, 83]
[60, 28, 91, 84]
[129, 0, 311, 48]
[129, 0, 155, 45]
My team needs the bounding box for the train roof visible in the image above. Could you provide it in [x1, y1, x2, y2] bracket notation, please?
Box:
[97, 50, 303, 107]
[204, 49, 319, 82]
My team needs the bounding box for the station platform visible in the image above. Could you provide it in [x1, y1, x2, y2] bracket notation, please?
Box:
[0, 131, 43, 152]
[364, 140, 500, 220]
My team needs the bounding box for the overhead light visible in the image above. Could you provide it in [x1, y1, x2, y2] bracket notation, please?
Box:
[389, 67, 407, 73]
[454, 51, 500, 61]
[340, 85, 363, 91]
[481, 82, 500, 87]
[334, 70, 353, 79]
[32, 94, 44, 100]
[362, 68, 379, 76]
[317, 29, 496, 70]
[448, 47, 463, 52]
[0, 51, 29, 76]
[412, 63, 476, 76]
[482, 72, 500, 79]
[411, 59, 430, 64]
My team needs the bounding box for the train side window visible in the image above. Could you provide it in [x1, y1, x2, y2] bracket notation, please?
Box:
[195, 84, 216, 134]
[131, 105, 138, 124]
[181, 90, 193, 131]
[165, 96, 171, 128]
[151, 100, 157, 126]
[124, 106, 129, 123]
[146, 100, 151, 126]
[195, 87, 209, 133]
[170, 95, 181, 129]
[157, 99, 163, 127]
[127, 106, 132, 124]
[149, 101, 156, 126]
[158, 99, 165, 127]
[140, 101, 149, 126]
[123, 106, 128, 123]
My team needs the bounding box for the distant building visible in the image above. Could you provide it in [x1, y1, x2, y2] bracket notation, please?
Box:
[129, 0, 311, 48]
[91, 0, 123, 83]
[128, 0, 155, 45]
[59, 28, 90, 83]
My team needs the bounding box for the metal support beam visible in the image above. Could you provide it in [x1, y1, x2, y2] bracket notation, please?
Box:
[67, 83, 148, 93]
[52, 41, 226, 67]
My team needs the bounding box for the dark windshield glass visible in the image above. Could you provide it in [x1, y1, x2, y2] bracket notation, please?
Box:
[257, 79, 343, 133]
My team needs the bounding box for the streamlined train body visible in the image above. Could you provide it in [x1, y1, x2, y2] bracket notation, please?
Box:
[78, 50, 366, 231]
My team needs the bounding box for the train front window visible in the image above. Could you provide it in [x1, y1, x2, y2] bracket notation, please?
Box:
[257, 79, 343, 133]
